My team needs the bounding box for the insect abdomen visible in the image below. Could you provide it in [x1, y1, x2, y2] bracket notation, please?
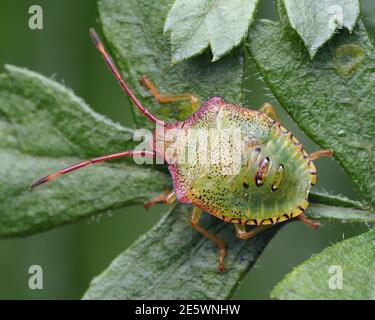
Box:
[237, 127, 312, 224]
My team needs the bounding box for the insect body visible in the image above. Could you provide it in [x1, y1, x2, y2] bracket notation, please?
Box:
[163, 99, 312, 223]
[31, 29, 333, 272]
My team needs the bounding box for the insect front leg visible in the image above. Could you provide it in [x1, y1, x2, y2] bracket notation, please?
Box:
[190, 207, 226, 272]
[234, 224, 272, 240]
[141, 75, 200, 111]
[259, 102, 280, 122]
[144, 190, 176, 209]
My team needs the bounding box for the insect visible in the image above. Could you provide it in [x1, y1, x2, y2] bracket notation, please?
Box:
[31, 28, 333, 272]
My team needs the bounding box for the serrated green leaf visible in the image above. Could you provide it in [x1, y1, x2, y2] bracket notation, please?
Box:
[308, 203, 375, 222]
[308, 190, 375, 222]
[271, 227, 375, 299]
[247, 14, 375, 208]
[98, 0, 245, 127]
[0, 65, 170, 237]
[282, 0, 360, 57]
[309, 190, 365, 209]
[164, 0, 259, 62]
[83, 204, 280, 299]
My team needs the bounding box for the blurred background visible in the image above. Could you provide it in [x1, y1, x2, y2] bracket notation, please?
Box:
[0, 0, 373, 299]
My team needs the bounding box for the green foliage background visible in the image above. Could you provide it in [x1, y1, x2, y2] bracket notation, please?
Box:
[0, 0, 373, 298]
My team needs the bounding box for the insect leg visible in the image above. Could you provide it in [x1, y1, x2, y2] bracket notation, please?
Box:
[89, 28, 165, 126]
[144, 190, 176, 209]
[190, 207, 226, 272]
[259, 102, 280, 122]
[30, 150, 156, 189]
[297, 213, 320, 230]
[234, 224, 272, 240]
[141, 75, 200, 111]
[309, 149, 333, 161]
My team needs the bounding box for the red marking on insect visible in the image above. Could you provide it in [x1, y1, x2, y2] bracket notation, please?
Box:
[254, 157, 271, 187]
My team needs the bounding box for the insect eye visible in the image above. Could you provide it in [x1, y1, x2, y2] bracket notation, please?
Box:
[271, 164, 285, 191]
[255, 157, 271, 187]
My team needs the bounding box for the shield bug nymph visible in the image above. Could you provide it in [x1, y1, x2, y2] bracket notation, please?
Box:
[31, 28, 333, 272]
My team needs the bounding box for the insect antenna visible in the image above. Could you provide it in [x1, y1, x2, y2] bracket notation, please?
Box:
[89, 28, 165, 126]
[30, 150, 156, 189]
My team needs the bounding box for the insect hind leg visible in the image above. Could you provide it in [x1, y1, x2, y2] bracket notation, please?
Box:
[234, 224, 272, 240]
[297, 213, 320, 230]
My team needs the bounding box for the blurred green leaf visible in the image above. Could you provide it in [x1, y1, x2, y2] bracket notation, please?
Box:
[164, 0, 259, 63]
[282, 0, 360, 57]
[98, 0, 245, 127]
[271, 227, 375, 299]
[0, 65, 170, 237]
[247, 8, 375, 208]
[83, 204, 280, 299]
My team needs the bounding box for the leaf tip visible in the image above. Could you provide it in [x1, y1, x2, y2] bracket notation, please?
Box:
[308, 47, 318, 59]
[211, 54, 222, 63]
[170, 58, 178, 67]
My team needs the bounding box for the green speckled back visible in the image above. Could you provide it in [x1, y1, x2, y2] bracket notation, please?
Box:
[167, 97, 315, 225]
